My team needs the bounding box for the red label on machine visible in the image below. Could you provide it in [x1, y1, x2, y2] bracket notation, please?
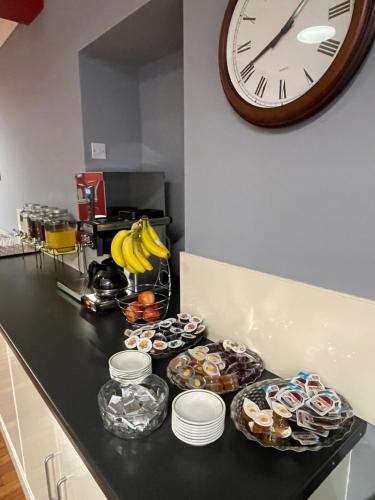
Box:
[75, 172, 106, 220]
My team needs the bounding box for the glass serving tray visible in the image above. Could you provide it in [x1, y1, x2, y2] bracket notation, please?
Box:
[123, 321, 206, 359]
[167, 342, 264, 395]
[230, 378, 354, 452]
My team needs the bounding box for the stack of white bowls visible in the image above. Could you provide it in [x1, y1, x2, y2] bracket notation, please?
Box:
[172, 390, 226, 446]
[108, 351, 152, 384]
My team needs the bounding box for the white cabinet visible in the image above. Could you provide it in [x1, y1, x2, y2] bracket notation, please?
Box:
[9, 347, 59, 500]
[54, 423, 106, 500]
[0, 331, 106, 500]
[0, 333, 23, 465]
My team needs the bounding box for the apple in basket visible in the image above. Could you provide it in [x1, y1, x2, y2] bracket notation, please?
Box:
[125, 302, 143, 324]
[138, 290, 155, 306]
[143, 304, 160, 323]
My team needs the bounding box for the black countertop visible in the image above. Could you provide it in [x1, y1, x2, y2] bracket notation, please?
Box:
[0, 255, 367, 500]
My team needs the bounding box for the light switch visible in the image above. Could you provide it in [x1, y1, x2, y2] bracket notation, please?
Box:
[91, 142, 107, 160]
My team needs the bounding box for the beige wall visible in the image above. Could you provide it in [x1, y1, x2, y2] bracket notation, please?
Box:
[181, 252, 375, 425]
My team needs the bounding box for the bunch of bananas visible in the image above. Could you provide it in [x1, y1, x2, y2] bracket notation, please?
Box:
[111, 217, 169, 274]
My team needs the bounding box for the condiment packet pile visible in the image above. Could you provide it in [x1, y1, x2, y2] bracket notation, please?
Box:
[243, 372, 353, 447]
[123, 313, 206, 355]
[105, 384, 160, 432]
[260, 372, 353, 444]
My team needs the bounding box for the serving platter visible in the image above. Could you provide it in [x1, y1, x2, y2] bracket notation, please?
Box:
[231, 378, 354, 452]
[167, 340, 264, 394]
[123, 316, 207, 359]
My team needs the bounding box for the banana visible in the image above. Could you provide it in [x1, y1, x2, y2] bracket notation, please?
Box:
[111, 230, 129, 268]
[122, 232, 146, 273]
[140, 241, 151, 259]
[141, 219, 169, 259]
[146, 219, 170, 256]
[134, 236, 153, 271]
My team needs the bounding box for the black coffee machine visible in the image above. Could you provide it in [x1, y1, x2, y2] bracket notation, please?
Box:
[88, 259, 128, 299]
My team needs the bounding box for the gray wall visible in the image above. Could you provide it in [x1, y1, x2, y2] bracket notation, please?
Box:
[0, 0, 148, 230]
[139, 50, 185, 272]
[80, 55, 142, 171]
[184, 0, 375, 301]
[78, 49, 184, 272]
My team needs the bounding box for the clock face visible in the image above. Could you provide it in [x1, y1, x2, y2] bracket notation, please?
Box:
[226, 0, 355, 108]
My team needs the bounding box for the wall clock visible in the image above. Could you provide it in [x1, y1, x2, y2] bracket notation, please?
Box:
[219, 0, 375, 127]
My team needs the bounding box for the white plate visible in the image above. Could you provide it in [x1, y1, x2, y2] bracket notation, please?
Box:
[172, 414, 225, 433]
[172, 427, 224, 442]
[172, 390, 225, 425]
[172, 427, 224, 446]
[172, 422, 225, 439]
[109, 351, 151, 373]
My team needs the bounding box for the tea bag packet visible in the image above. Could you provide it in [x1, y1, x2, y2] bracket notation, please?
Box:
[262, 384, 279, 408]
[305, 374, 325, 397]
[305, 390, 341, 417]
[292, 431, 320, 446]
[107, 395, 124, 417]
[276, 384, 307, 412]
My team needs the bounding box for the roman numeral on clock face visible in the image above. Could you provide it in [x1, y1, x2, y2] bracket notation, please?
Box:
[318, 39, 341, 57]
[329, 1, 351, 19]
[240, 63, 255, 83]
[279, 80, 287, 100]
[304, 68, 314, 85]
[255, 76, 267, 98]
[237, 40, 251, 54]
[243, 15, 256, 23]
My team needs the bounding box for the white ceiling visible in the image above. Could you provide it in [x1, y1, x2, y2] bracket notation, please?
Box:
[0, 18, 17, 48]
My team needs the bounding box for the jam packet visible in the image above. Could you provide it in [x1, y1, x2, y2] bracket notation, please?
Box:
[296, 409, 339, 432]
[305, 374, 325, 396]
[276, 384, 307, 412]
[292, 431, 320, 446]
[262, 384, 279, 408]
[291, 371, 309, 389]
[305, 392, 338, 416]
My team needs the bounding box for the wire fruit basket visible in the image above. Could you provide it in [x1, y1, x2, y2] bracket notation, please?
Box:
[116, 259, 171, 327]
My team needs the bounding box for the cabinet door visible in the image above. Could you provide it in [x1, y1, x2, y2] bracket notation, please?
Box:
[9, 351, 59, 500]
[54, 422, 106, 500]
[0, 332, 23, 465]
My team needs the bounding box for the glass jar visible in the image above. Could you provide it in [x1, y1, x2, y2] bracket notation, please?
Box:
[34, 211, 48, 243]
[97, 374, 169, 440]
[44, 211, 77, 252]
[20, 209, 31, 237]
[28, 210, 41, 240]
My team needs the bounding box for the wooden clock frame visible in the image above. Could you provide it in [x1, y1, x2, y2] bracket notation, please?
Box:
[219, 0, 375, 128]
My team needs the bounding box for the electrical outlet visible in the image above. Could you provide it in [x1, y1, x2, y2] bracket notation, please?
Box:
[91, 142, 106, 160]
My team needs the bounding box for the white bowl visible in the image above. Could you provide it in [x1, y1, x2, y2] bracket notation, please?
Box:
[109, 351, 151, 374]
[172, 390, 225, 425]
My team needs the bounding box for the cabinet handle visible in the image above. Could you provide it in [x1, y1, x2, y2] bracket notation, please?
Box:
[44, 453, 57, 500]
[57, 476, 68, 500]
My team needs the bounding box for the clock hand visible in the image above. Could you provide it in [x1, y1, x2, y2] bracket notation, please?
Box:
[246, 0, 310, 68]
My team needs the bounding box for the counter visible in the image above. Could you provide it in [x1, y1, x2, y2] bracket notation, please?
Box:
[0, 254, 367, 500]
